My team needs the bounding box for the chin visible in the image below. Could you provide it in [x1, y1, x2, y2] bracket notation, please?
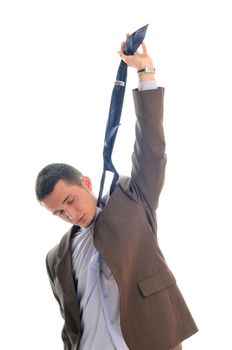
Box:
[85, 216, 95, 228]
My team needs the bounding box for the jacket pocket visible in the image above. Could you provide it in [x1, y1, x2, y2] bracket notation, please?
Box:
[138, 268, 176, 297]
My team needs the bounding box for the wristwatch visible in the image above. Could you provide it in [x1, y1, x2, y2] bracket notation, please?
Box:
[137, 66, 155, 75]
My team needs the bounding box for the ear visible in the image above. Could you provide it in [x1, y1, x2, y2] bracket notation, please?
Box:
[81, 176, 92, 192]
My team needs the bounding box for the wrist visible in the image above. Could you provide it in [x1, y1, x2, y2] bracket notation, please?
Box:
[138, 73, 155, 81]
[137, 65, 155, 81]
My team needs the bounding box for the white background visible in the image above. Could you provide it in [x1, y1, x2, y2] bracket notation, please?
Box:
[0, 0, 232, 349]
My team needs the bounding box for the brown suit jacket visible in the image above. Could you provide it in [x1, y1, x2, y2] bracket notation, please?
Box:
[46, 88, 198, 350]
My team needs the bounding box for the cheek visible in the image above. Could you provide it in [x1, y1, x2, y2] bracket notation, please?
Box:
[82, 198, 93, 214]
[90, 198, 97, 213]
[60, 215, 73, 224]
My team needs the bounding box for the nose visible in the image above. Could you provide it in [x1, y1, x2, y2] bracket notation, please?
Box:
[64, 210, 74, 221]
[63, 205, 79, 222]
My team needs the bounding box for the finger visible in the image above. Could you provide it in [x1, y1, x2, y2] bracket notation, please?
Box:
[141, 42, 147, 54]
[121, 41, 126, 52]
[134, 45, 143, 56]
[117, 50, 127, 63]
[126, 33, 130, 39]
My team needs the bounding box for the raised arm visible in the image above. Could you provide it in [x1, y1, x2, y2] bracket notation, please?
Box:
[118, 39, 166, 211]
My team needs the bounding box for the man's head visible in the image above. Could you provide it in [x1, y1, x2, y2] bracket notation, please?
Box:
[35, 163, 97, 227]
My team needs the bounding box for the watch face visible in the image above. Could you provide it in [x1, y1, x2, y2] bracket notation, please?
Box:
[138, 66, 154, 74]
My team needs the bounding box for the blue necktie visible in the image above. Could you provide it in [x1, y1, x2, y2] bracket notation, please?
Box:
[97, 24, 149, 206]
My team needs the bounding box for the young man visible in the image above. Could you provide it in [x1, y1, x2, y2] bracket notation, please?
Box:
[36, 37, 198, 350]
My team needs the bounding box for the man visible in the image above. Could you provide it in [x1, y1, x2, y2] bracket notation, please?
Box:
[36, 37, 198, 350]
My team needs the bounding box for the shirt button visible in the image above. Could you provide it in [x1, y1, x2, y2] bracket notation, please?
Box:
[103, 294, 107, 298]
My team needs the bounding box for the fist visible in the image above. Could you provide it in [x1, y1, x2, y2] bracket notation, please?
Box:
[118, 34, 154, 70]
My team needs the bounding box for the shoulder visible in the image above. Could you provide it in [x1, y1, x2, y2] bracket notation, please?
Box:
[46, 243, 59, 268]
[105, 176, 149, 211]
[46, 229, 72, 278]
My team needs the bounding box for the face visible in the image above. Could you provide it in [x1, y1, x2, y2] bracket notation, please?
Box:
[42, 177, 97, 227]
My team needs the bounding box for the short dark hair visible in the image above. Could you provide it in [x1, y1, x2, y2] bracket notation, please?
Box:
[35, 163, 83, 202]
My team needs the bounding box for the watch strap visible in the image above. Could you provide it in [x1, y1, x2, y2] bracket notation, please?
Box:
[137, 66, 155, 75]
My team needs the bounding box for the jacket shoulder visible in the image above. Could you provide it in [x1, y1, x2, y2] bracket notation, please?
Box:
[46, 244, 60, 282]
[116, 175, 151, 209]
[46, 230, 71, 281]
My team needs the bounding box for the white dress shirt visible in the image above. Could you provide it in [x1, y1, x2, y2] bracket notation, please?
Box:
[71, 79, 158, 350]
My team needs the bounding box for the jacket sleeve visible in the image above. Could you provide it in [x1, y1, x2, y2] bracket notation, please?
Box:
[45, 254, 72, 350]
[130, 87, 167, 211]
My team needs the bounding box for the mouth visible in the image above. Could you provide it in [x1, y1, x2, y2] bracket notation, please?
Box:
[76, 214, 86, 225]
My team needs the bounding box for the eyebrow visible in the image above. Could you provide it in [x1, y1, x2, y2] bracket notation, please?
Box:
[52, 195, 72, 216]
[62, 194, 71, 205]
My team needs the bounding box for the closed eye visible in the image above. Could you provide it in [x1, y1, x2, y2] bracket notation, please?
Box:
[53, 209, 64, 217]
[67, 197, 75, 205]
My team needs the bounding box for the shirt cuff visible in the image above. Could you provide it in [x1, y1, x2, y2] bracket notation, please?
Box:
[138, 79, 158, 91]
